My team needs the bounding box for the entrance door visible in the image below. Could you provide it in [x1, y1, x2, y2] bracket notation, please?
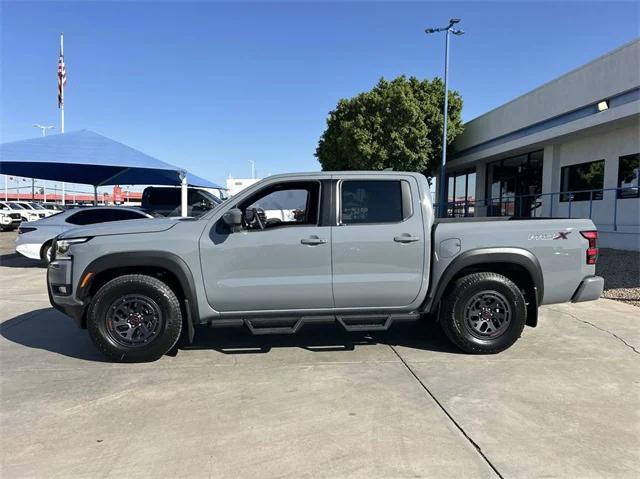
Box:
[331, 178, 425, 308]
[486, 151, 543, 217]
[199, 180, 333, 313]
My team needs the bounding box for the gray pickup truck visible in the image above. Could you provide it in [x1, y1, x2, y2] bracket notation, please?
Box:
[47, 171, 604, 362]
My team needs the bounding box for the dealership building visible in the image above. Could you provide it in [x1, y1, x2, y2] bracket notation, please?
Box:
[446, 39, 639, 250]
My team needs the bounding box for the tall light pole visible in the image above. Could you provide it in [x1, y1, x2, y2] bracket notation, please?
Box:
[425, 18, 464, 217]
[33, 124, 55, 136]
[248, 160, 256, 179]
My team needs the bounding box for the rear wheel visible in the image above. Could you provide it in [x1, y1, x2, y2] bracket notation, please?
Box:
[87, 274, 183, 362]
[440, 272, 526, 354]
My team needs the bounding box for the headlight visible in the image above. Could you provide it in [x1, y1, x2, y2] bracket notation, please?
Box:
[55, 237, 91, 259]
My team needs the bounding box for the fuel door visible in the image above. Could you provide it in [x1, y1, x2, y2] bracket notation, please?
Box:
[439, 238, 461, 258]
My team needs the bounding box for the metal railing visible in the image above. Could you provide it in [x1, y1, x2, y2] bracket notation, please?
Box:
[434, 186, 639, 232]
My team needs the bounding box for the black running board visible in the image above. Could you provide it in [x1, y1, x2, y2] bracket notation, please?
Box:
[236, 313, 420, 335]
[245, 317, 304, 335]
[336, 313, 419, 332]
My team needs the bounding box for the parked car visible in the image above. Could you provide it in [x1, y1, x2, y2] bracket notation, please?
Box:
[141, 186, 224, 217]
[42, 203, 67, 212]
[0, 201, 39, 222]
[47, 172, 605, 362]
[14, 201, 56, 218]
[16, 206, 155, 263]
[0, 211, 21, 231]
[0, 202, 23, 230]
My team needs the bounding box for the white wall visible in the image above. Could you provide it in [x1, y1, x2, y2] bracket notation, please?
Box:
[544, 124, 640, 250]
[455, 40, 640, 152]
[469, 123, 639, 250]
[226, 178, 261, 196]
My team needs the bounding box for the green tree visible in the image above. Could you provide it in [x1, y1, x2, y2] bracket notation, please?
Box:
[315, 76, 463, 175]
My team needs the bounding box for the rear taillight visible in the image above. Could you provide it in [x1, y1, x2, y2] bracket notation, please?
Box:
[580, 230, 598, 265]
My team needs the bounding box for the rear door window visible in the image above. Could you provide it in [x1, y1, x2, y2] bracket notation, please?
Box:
[340, 180, 410, 224]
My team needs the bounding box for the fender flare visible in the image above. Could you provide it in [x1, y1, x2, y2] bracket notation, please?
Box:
[427, 247, 544, 314]
[78, 251, 199, 342]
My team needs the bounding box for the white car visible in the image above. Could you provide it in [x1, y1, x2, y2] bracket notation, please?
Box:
[16, 206, 155, 263]
[15, 201, 56, 218]
[0, 211, 21, 231]
[0, 201, 39, 223]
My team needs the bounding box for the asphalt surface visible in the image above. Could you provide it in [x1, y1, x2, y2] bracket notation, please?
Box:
[1, 231, 638, 478]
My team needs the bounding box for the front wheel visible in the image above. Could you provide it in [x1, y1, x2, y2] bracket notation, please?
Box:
[41, 242, 53, 264]
[440, 272, 526, 354]
[87, 274, 183, 362]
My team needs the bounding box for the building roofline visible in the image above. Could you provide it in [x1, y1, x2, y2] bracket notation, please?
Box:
[464, 37, 640, 125]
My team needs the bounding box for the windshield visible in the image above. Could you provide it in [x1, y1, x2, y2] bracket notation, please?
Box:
[7, 202, 25, 209]
[30, 203, 46, 210]
[17, 203, 34, 210]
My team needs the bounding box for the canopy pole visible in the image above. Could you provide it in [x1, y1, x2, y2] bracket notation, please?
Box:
[180, 171, 188, 217]
[60, 33, 65, 135]
[93, 185, 98, 206]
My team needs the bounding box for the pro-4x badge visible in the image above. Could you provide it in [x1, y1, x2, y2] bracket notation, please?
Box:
[528, 231, 572, 241]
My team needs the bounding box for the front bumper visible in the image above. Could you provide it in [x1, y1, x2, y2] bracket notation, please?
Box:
[1, 218, 20, 228]
[47, 260, 86, 328]
[571, 276, 604, 303]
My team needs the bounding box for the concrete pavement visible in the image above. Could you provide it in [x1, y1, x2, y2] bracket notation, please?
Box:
[1, 235, 638, 478]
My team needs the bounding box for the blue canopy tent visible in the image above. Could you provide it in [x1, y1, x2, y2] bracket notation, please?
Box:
[0, 130, 221, 216]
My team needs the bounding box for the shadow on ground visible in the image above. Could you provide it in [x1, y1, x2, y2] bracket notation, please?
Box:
[1, 308, 108, 362]
[186, 320, 460, 356]
[1, 308, 460, 362]
[0, 253, 44, 268]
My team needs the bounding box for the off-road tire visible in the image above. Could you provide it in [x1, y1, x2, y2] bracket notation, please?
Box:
[440, 272, 526, 354]
[87, 274, 183, 362]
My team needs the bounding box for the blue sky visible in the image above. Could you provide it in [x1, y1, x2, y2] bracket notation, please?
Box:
[1, 1, 639, 191]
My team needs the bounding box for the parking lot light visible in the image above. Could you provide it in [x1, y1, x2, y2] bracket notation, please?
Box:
[425, 18, 465, 218]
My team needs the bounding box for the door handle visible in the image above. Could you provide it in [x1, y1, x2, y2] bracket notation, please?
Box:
[394, 234, 420, 243]
[301, 236, 328, 246]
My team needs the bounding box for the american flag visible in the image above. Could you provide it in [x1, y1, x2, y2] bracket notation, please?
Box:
[57, 50, 66, 108]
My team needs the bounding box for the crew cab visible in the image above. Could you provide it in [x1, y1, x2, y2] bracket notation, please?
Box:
[47, 172, 604, 362]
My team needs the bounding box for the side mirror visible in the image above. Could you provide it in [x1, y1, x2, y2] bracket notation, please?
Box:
[222, 208, 243, 231]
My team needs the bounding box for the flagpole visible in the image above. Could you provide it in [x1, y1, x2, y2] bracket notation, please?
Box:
[60, 32, 66, 205]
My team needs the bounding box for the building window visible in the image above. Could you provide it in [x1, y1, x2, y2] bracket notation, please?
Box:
[617, 153, 639, 199]
[486, 150, 543, 217]
[560, 160, 604, 202]
[445, 169, 476, 217]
